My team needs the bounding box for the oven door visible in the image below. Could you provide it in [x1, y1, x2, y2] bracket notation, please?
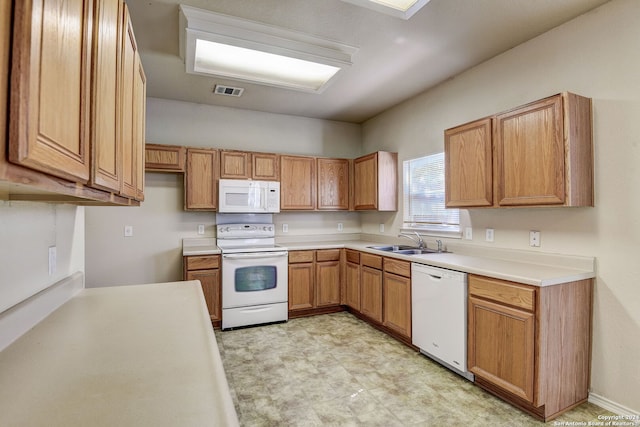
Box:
[222, 251, 288, 308]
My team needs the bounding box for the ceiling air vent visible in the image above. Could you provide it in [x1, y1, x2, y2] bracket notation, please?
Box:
[213, 85, 244, 97]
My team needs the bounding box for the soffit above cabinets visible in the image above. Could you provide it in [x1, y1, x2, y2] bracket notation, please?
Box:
[128, 0, 610, 123]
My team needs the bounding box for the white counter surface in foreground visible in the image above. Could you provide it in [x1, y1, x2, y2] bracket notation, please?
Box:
[0, 281, 239, 427]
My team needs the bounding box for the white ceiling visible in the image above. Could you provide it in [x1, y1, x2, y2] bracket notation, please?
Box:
[128, 0, 609, 123]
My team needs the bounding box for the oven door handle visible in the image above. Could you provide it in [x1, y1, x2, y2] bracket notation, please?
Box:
[223, 251, 288, 260]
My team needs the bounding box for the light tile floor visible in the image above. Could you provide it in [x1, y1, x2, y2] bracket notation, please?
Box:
[215, 312, 612, 426]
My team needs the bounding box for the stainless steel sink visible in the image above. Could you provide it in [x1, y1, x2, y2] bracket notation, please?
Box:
[366, 245, 447, 254]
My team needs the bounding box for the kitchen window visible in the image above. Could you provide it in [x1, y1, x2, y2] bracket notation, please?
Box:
[403, 152, 461, 237]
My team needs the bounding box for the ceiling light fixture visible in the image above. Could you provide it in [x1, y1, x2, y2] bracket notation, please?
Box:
[179, 5, 358, 93]
[340, 0, 431, 19]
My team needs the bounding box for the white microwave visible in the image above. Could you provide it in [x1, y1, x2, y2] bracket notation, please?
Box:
[218, 179, 280, 213]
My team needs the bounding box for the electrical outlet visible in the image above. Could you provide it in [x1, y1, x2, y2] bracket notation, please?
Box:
[48, 246, 56, 276]
[282, 223, 288, 233]
[124, 225, 133, 237]
[485, 228, 494, 242]
[464, 227, 473, 240]
[530, 230, 541, 247]
[338, 223, 343, 231]
[198, 224, 205, 235]
[379, 224, 385, 233]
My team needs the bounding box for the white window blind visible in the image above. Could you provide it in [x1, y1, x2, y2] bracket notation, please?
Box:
[403, 152, 460, 235]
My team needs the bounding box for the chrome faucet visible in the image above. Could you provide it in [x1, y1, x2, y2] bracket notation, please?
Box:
[398, 232, 425, 249]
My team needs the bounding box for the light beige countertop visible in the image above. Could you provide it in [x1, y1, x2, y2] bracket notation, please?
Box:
[180, 236, 595, 287]
[0, 281, 239, 427]
[283, 239, 596, 287]
[183, 237, 220, 256]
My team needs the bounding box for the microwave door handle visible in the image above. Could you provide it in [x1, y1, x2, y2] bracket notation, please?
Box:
[223, 252, 288, 260]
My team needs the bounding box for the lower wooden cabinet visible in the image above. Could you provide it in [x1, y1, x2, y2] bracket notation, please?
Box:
[468, 274, 593, 421]
[344, 250, 361, 311]
[469, 292, 535, 402]
[360, 253, 384, 323]
[288, 249, 341, 315]
[183, 255, 221, 326]
[382, 258, 411, 339]
[288, 251, 315, 311]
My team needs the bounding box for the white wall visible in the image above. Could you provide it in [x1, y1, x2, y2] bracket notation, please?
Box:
[85, 101, 362, 287]
[0, 202, 84, 313]
[361, 0, 639, 413]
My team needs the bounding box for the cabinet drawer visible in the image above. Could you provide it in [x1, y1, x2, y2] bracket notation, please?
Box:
[361, 253, 383, 270]
[469, 275, 535, 311]
[185, 255, 220, 271]
[384, 258, 411, 277]
[346, 249, 360, 264]
[289, 250, 315, 263]
[316, 249, 340, 262]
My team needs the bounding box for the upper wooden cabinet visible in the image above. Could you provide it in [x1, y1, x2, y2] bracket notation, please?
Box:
[9, 0, 94, 183]
[133, 47, 146, 202]
[445, 118, 493, 207]
[354, 151, 398, 211]
[219, 150, 279, 181]
[185, 148, 218, 210]
[1, 0, 145, 205]
[252, 152, 279, 181]
[317, 158, 350, 210]
[119, 5, 140, 200]
[145, 143, 186, 172]
[280, 155, 316, 210]
[445, 93, 593, 208]
[219, 150, 251, 179]
[90, 0, 123, 193]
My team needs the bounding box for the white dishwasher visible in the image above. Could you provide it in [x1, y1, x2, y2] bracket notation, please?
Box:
[411, 263, 473, 381]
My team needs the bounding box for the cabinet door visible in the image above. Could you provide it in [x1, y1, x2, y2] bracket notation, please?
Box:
[220, 150, 251, 179]
[185, 148, 218, 210]
[10, 0, 93, 183]
[317, 158, 349, 210]
[361, 266, 383, 323]
[383, 272, 411, 339]
[494, 96, 565, 206]
[316, 261, 341, 307]
[345, 261, 361, 311]
[445, 118, 493, 207]
[133, 51, 146, 201]
[119, 5, 137, 198]
[186, 269, 221, 322]
[354, 153, 377, 210]
[288, 263, 314, 310]
[280, 155, 316, 210]
[90, 0, 122, 192]
[468, 295, 535, 403]
[252, 152, 279, 181]
[145, 144, 185, 172]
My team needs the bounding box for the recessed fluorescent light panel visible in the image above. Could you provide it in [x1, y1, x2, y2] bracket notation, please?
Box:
[341, 0, 431, 19]
[179, 5, 358, 93]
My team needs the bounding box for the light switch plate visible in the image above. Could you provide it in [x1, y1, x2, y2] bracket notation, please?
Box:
[198, 224, 205, 235]
[124, 225, 133, 237]
[282, 223, 288, 233]
[485, 228, 494, 242]
[379, 224, 385, 233]
[464, 227, 473, 240]
[48, 246, 56, 276]
[530, 230, 541, 247]
[338, 223, 343, 231]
